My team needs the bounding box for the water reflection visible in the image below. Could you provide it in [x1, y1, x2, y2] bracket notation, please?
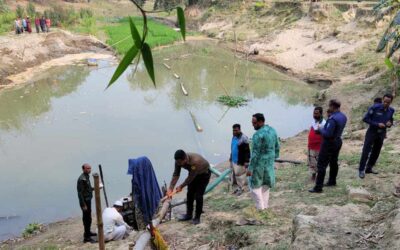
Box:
[0, 66, 89, 131]
[127, 41, 314, 110]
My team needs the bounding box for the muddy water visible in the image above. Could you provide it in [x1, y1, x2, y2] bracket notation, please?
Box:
[0, 41, 316, 240]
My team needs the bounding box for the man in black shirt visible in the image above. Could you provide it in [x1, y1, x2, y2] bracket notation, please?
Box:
[77, 164, 97, 243]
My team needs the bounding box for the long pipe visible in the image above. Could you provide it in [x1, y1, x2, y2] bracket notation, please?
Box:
[134, 169, 232, 249]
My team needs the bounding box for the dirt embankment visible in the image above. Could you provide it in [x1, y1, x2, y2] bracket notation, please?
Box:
[0, 29, 112, 88]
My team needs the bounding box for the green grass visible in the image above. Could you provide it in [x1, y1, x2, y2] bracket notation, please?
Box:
[22, 222, 41, 238]
[0, 12, 15, 34]
[104, 17, 182, 55]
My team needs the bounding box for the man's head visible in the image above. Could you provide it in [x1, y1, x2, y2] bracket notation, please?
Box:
[113, 200, 123, 212]
[383, 93, 393, 109]
[374, 97, 382, 104]
[174, 150, 188, 167]
[82, 164, 91, 174]
[313, 107, 323, 121]
[252, 113, 265, 130]
[328, 99, 341, 113]
[232, 124, 241, 137]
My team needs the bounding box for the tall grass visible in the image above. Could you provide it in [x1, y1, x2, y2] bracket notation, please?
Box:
[104, 17, 182, 54]
[0, 12, 15, 34]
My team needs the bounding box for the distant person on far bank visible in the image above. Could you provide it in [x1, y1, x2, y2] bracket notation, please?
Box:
[77, 164, 97, 243]
[167, 150, 211, 225]
[229, 123, 250, 195]
[309, 99, 347, 193]
[22, 17, 27, 32]
[358, 94, 395, 178]
[35, 16, 40, 33]
[307, 107, 326, 181]
[45, 17, 51, 32]
[40, 16, 46, 32]
[247, 113, 280, 210]
[103, 200, 132, 242]
[26, 17, 32, 33]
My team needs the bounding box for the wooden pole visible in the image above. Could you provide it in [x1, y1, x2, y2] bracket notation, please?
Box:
[98, 165, 109, 208]
[93, 173, 105, 250]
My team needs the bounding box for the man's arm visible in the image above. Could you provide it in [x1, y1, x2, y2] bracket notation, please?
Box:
[248, 133, 261, 173]
[363, 106, 379, 127]
[275, 134, 280, 159]
[319, 118, 336, 138]
[169, 163, 181, 190]
[178, 171, 197, 189]
[77, 179, 86, 208]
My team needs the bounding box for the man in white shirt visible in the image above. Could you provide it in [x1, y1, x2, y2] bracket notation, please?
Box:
[102, 200, 132, 242]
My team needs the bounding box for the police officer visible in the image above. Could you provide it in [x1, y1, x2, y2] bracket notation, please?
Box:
[168, 150, 211, 225]
[359, 94, 395, 178]
[309, 99, 347, 193]
[77, 164, 97, 243]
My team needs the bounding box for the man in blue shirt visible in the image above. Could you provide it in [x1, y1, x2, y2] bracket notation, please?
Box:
[229, 124, 250, 195]
[309, 99, 347, 193]
[359, 94, 395, 178]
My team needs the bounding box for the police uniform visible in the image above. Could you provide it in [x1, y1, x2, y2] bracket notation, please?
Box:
[170, 153, 211, 220]
[359, 103, 395, 173]
[77, 173, 94, 239]
[314, 111, 347, 191]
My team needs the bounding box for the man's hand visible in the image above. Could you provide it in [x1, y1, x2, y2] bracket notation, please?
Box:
[246, 170, 252, 177]
[176, 186, 183, 193]
[166, 188, 173, 198]
[82, 204, 87, 212]
[378, 123, 386, 128]
[386, 121, 392, 127]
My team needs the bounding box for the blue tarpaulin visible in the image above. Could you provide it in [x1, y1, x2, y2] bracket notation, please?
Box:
[127, 157, 162, 224]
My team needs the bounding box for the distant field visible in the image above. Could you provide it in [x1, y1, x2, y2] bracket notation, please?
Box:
[104, 17, 182, 55]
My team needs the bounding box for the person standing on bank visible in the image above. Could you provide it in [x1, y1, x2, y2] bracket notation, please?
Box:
[77, 164, 97, 243]
[168, 150, 211, 225]
[359, 94, 395, 178]
[247, 113, 280, 210]
[229, 124, 251, 195]
[309, 99, 347, 193]
[307, 107, 326, 181]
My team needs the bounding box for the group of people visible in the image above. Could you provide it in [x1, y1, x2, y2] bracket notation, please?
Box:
[76, 95, 395, 244]
[15, 16, 51, 35]
[77, 164, 132, 243]
[307, 94, 395, 193]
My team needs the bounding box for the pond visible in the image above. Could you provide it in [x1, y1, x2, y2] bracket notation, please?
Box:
[0, 41, 316, 240]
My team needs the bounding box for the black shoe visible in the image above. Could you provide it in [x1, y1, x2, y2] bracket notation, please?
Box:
[89, 232, 97, 237]
[83, 238, 96, 243]
[192, 218, 201, 225]
[359, 171, 365, 179]
[366, 169, 378, 174]
[178, 214, 192, 221]
[308, 187, 323, 193]
[324, 182, 336, 187]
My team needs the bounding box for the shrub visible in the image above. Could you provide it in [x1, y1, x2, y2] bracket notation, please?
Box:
[0, 0, 9, 13]
[79, 8, 93, 19]
[26, 2, 36, 18]
[0, 12, 15, 34]
[16, 4, 25, 18]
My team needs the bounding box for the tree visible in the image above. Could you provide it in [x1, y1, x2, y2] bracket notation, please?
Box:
[27, 2, 36, 18]
[16, 4, 25, 18]
[375, 1, 400, 96]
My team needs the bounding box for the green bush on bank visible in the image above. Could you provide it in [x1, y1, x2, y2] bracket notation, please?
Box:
[104, 17, 182, 54]
[0, 12, 15, 34]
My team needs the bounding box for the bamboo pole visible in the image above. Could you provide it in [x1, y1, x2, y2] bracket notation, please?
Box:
[93, 173, 105, 250]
